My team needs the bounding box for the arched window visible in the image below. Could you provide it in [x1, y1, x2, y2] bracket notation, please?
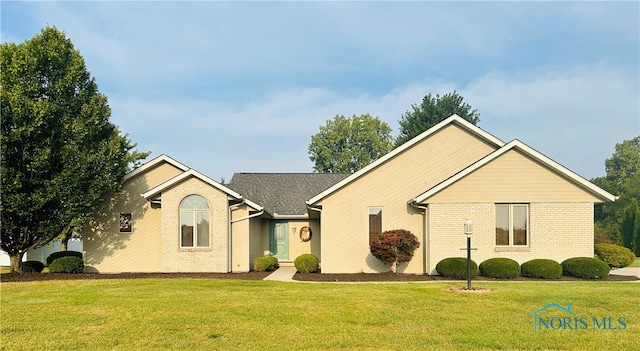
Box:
[179, 195, 210, 248]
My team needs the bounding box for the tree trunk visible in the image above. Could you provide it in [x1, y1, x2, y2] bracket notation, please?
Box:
[9, 252, 24, 273]
[60, 236, 69, 252]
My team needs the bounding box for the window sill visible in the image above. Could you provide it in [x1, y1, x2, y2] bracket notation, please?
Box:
[494, 247, 530, 252]
[179, 247, 212, 252]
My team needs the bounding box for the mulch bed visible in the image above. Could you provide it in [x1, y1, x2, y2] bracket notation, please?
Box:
[2, 270, 637, 283]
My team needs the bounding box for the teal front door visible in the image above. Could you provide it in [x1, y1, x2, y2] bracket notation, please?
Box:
[269, 221, 289, 260]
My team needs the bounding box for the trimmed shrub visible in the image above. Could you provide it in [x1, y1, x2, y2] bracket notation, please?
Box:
[49, 256, 84, 273]
[594, 243, 636, 268]
[561, 257, 610, 279]
[521, 259, 562, 279]
[46, 250, 83, 266]
[253, 256, 279, 272]
[370, 229, 420, 272]
[435, 257, 478, 279]
[294, 254, 319, 273]
[479, 258, 520, 279]
[20, 260, 45, 273]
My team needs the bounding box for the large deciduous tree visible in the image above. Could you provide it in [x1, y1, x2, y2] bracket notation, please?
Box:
[592, 136, 640, 253]
[308, 114, 394, 173]
[1, 27, 148, 272]
[396, 91, 480, 147]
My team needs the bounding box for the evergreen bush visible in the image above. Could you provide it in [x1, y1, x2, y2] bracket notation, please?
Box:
[594, 243, 636, 268]
[46, 250, 83, 266]
[48, 256, 84, 273]
[521, 259, 562, 279]
[20, 260, 45, 273]
[253, 256, 279, 272]
[479, 258, 520, 279]
[294, 254, 319, 273]
[561, 257, 610, 279]
[435, 257, 477, 279]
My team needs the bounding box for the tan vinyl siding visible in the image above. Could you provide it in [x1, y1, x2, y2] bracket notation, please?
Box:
[425, 149, 603, 203]
[230, 204, 251, 272]
[83, 163, 184, 273]
[320, 124, 498, 273]
[286, 220, 321, 261]
[249, 217, 264, 267]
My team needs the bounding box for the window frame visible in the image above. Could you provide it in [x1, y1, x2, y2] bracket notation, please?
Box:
[179, 195, 210, 248]
[119, 212, 133, 233]
[495, 203, 529, 247]
[368, 207, 383, 245]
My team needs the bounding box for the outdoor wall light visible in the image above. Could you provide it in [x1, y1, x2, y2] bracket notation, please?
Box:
[464, 219, 473, 236]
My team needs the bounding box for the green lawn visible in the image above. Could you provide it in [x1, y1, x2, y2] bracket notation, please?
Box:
[629, 258, 640, 267]
[1, 279, 638, 350]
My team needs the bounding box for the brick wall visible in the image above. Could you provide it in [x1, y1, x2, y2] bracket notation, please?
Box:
[427, 202, 594, 274]
[160, 178, 229, 272]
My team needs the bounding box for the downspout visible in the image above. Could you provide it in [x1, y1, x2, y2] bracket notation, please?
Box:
[409, 201, 429, 275]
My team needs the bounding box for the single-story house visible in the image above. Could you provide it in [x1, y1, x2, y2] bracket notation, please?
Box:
[84, 115, 616, 274]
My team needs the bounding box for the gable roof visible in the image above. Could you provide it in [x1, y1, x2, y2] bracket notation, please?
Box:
[228, 173, 350, 216]
[124, 154, 189, 180]
[411, 139, 617, 203]
[306, 115, 505, 206]
[142, 169, 263, 211]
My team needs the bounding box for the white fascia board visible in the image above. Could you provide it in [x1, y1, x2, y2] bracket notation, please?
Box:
[411, 139, 617, 204]
[125, 154, 190, 180]
[307, 114, 505, 205]
[141, 169, 264, 211]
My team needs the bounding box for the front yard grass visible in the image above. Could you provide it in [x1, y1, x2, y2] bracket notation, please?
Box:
[1, 279, 639, 350]
[629, 258, 640, 267]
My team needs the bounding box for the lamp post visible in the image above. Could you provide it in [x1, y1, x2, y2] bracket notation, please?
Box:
[464, 219, 473, 290]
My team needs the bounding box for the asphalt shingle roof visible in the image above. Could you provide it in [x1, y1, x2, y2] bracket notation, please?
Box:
[227, 173, 350, 215]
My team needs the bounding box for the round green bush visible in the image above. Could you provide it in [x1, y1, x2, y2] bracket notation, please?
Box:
[435, 257, 478, 279]
[46, 250, 83, 266]
[521, 259, 562, 279]
[594, 243, 636, 268]
[20, 260, 45, 273]
[561, 257, 610, 279]
[294, 254, 319, 273]
[253, 256, 279, 272]
[479, 258, 520, 279]
[49, 256, 84, 273]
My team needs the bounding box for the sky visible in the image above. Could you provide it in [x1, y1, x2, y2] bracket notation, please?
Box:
[2, 1, 639, 182]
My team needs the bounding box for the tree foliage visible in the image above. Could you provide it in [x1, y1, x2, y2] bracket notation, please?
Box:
[369, 229, 420, 272]
[308, 114, 394, 173]
[592, 136, 640, 252]
[0, 27, 148, 272]
[396, 91, 480, 147]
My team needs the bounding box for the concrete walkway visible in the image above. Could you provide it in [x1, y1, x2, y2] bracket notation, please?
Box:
[263, 266, 297, 282]
[610, 266, 640, 278]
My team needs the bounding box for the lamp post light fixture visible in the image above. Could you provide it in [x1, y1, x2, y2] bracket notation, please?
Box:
[464, 219, 473, 290]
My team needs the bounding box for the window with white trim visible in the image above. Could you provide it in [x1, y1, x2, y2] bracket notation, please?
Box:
[495, 204, 528, 246]
[368, 207, 383, 244]
[180, 195, 210, 248]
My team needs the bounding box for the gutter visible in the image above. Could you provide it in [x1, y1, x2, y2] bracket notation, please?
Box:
[409, 201, 429, 275]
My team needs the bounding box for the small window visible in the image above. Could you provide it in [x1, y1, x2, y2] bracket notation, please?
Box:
[119, 213, 132, 233]
[369, 207, 383, 244]
[180, 195, 210, 248]
[495, 204, 528, 246]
